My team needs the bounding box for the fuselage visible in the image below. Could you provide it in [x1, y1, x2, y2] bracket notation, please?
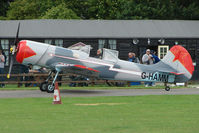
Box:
[16, 40, 192, 83]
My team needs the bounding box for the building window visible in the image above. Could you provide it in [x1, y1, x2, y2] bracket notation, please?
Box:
[0, 39, 9, 66]
[98, 39, 105, 49]
[44, 39, 52, 44]
[55, 39, 63, 47]
[158, 45, 169, 59]
[98, 39, 117, 50]
[108, 39, 117, 50]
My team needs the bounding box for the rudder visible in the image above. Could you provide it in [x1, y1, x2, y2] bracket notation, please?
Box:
[161, 45, 194, 82]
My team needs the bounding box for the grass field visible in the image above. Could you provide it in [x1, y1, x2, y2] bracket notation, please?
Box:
[0, 95, 199, 133]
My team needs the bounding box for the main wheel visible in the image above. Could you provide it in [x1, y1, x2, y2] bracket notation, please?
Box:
[46, 83, 55, 93]
[40, 82, 47, 91]
[165, 86, 170, 91]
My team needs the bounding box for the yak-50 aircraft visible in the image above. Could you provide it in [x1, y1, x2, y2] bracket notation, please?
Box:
[6, 23, 194, 93]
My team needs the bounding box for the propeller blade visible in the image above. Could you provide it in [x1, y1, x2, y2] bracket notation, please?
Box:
[7, 55, 14, 79]
[7, 22, 20, 78]
[14, 23, 20, 46]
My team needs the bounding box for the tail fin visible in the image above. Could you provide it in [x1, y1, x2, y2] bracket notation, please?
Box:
[161, 45, 194, 82]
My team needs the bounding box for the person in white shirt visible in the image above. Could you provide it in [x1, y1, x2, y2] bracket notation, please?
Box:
[142, 49, 154, 65]
[142, 49, 155, 87]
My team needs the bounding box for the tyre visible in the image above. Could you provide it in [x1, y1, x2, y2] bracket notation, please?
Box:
[165, 86, 170, 91]
[40, 82, 47, 91]
[46, 83, 55, 93]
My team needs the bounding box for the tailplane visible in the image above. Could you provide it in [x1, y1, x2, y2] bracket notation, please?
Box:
[161, 45, 194, 82]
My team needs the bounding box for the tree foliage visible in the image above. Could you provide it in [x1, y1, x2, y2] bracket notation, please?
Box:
[0, 0, 10, 18]
[7, 0, 58, 19]
[1, 0, 199, 20]
[42, 4, 80, 19]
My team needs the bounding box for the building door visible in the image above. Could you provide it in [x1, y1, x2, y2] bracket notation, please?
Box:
[158, 45, 169, 59]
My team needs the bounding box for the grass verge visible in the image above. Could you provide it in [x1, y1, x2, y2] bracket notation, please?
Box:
[0, 95, 199, 133]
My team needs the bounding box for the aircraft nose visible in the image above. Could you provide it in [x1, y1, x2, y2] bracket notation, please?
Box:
[16, 40, 36, 63]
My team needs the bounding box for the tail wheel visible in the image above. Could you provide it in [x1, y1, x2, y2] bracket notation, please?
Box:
[39, 82, 47, 91]
[46, 83, 55, 93]
[165, 86, 170, 91]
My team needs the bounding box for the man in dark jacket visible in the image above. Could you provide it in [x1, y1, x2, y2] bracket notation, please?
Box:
[128, 52, 140, 63]
[151, 51, 160, 64]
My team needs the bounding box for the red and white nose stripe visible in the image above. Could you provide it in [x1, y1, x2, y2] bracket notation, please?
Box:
[16, 40, 37, 63]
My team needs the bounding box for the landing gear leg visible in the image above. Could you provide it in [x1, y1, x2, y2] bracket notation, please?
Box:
[40, 71, 53, 92]
[164, 82, 170, 91]
[46, 71, 59, 93]
[46, 71, 53, 82]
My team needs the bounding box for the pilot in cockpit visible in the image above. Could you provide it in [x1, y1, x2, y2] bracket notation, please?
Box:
[95, 49, 103, 59]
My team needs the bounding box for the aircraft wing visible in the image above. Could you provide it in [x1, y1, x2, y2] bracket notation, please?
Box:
[53, 63, 100, 78]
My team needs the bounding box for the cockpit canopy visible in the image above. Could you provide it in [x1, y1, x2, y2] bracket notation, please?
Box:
[68, 42, 119, 62]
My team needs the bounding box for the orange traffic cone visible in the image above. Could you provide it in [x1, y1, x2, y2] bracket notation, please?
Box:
[53, 82, 62, 104]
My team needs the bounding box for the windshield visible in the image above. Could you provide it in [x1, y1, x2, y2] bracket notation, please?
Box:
[68, 42, 91, 55]
[102, 48, 119, 62]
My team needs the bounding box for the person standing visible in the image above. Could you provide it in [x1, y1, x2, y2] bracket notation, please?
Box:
[18, 64, 29, 87]
[142, 49, 154, 87]
[0, 50, 5, 88]
[142, 49, 154, 65]
[151, 51, 160, 64]
[127, 52, 141, 86]
[128, 52, 140, 63]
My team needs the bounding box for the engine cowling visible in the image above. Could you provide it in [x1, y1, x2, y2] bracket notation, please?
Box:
[16, 40, 49, 65]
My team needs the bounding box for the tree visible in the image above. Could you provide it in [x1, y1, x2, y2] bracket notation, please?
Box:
[173, 0, 199, 19]
[42, 4, 80, 19]
[7, 0, 58, 20]
[115, 0, 175, 19]
[90, 0, 125, 19]
[5, 0, 199, 20]
[0, 0, 10, 19]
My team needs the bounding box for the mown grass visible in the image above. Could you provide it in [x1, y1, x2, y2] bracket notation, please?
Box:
[0, 95, 199, 133]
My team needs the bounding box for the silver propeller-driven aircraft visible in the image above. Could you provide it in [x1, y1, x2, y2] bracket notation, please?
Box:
[7, 24, 194, 93]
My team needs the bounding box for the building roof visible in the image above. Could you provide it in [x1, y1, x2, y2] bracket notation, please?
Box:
[0, 20, 199, 38]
